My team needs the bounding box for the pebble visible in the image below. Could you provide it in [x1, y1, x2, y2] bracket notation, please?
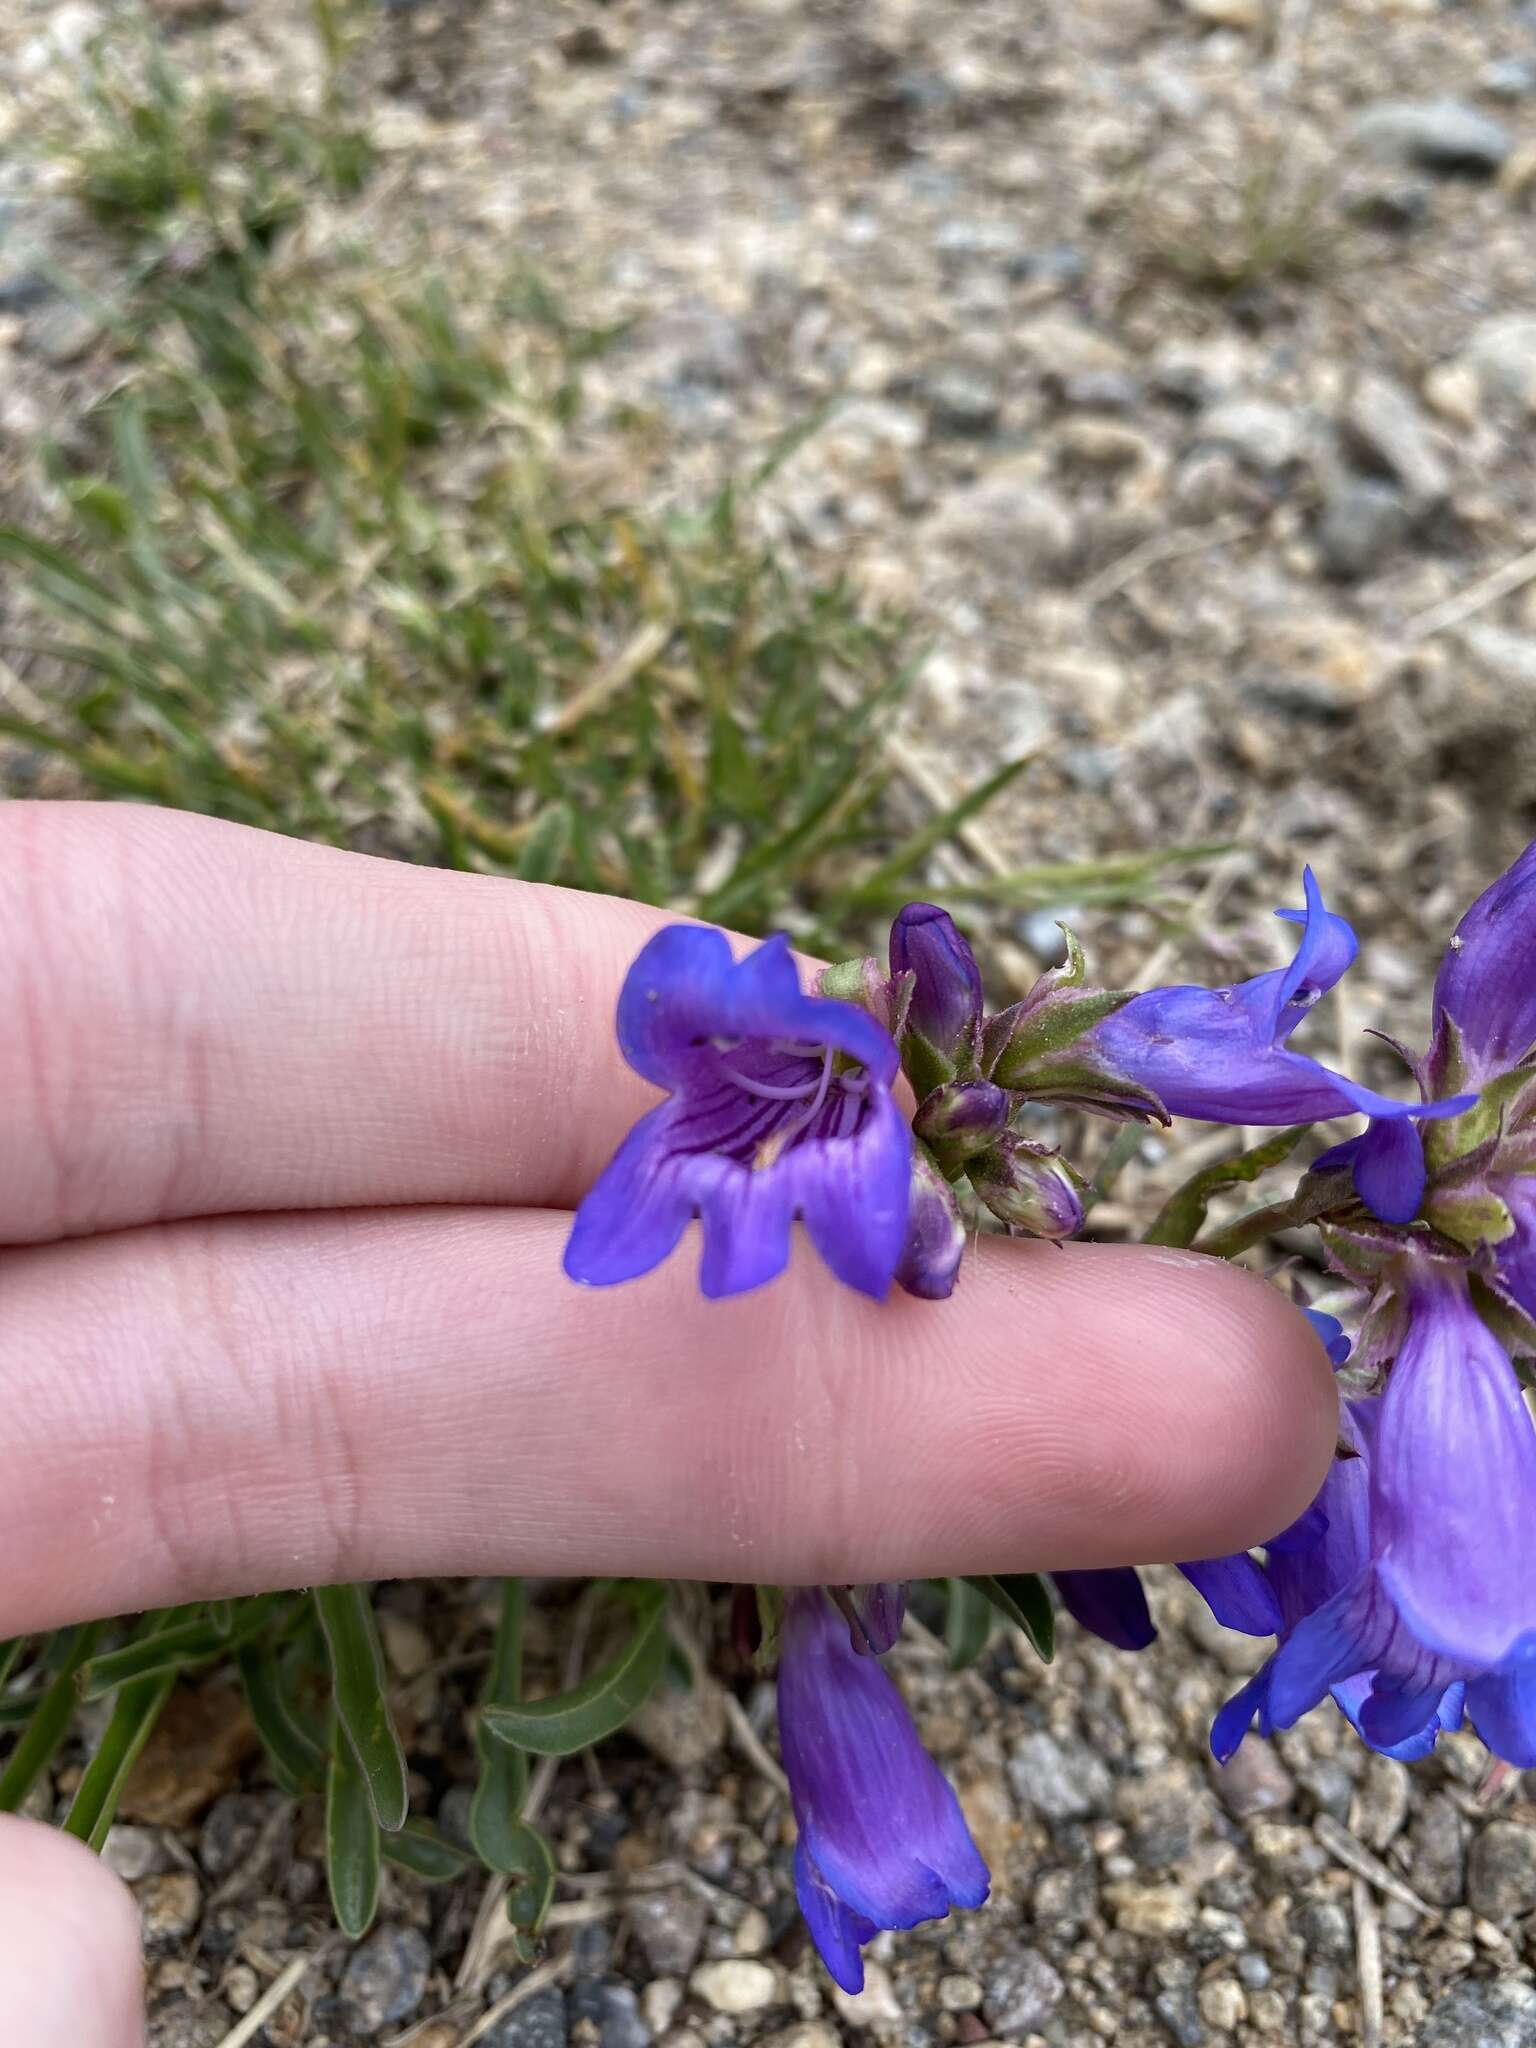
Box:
[732, 1906, 771, 1955]
[1199, 1975, 1248, 2032]
[1008, 1730, 1113, 1821]
[630, 1889, 709, 1977]
[631, 1680, 727, 1771]
[198, 1792, 270, 1878]
[1410, 1791, 1468, 1906]
[923, 468, 1079, 580]
[486, 1988, 569, 2048]
[1343, 371, 1449, 511]
[338, 1924, 432, 2035]
[1354, 1753, 1412, 1852]
[136, 1871, 202, 1952]
[761, 2025, 839, 2048]
[23, 301, 100, 365]
[640, 1982, 684, 2035]
[830, 1960, 903, 2029]
[1468, 1819, 1536, 1924]
[1349, 98, 1512, 176]
[690, 1959, 780, 2014]
[1460, 316, 1536, 413]
[1414, 1977, 1536, 2046]
[101, 1825, 175, 1882]
[923, 364, 1004, 437]
[1198, 395, 1307, 472]
[1104, 1881, 1196, 1937]
[981, 1950, 1064, 2040]
[598, 1983, 652, 2048]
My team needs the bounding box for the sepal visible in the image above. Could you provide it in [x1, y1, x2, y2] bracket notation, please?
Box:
[913, 1080, 1010, 1168]
[970, 1138, 1086, 1240]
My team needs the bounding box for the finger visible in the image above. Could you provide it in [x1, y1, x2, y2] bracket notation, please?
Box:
[0, 1818, 145, 2047]
[0, 1214, 1336, 1633]
[0, 800, 683, 1243]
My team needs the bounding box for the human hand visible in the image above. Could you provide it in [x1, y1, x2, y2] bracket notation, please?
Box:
[0, 801, 1338, 2042]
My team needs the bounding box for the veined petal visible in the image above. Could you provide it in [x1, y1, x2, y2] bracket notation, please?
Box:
[1431, 838, 1536, 1079]
[1467, 1638, 1536, 1768]
[1178, 1554, 1283, 1636]
[1052, 1568, 1157, 1651]
[795, 1841, 879, 1996]
[563, 1102, 702, 1286]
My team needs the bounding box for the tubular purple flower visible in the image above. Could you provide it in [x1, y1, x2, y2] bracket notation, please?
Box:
[1261, 1272, 1536, 1764]
[894, 1145, 967, 1301]
[1431, 838, 1536, 1084]
[777, 1588, 989, 1993]
[564, 928, 912, 1300]
[890, 903, 984, 1069]
[1089, 869, 1474, 1132]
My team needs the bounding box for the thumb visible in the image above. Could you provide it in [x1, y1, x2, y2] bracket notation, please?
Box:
[0, 1817, 145, 2046]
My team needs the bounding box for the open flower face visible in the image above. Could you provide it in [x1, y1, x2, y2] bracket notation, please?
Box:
[564, 926, 912, 1300]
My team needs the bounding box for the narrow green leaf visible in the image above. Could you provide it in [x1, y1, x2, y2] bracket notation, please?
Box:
[235, 1642, 326, 1794]
[471, 1581, 531, 1874]
[382, 1818, 472, 1883]
[964, 1574, 1055, 1664]
[500, 1819, 556, 1933]
[944, 1578, 994, 1671]
[0, 1624, 103, 1813]
[516, 803, 572, 884]
[325, 1714, 381, 1939]
[63, 1671, 176, 1852]
[81, 1595, 281, 1698]
[1143, 1125, 1312, 1248]
[313, 1586, 409, 1832]
[0, 1639, 25, 1693]
[482, 1583, 667, 1758]
[846, 753, 1035, 905]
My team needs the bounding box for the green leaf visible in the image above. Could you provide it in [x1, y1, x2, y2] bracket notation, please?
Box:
[0, 1638, 25, 1693]
[0, 1624, 103, 1813]
[516, 803, 573, 884]
[1143, 1125, 1313, 1248]
[81, 1596, 282, 1698]
[382, 1818, 473, 1883]
[964, 1575, 1055, 1664]
[325, 1713, 381, 1939]
[313, 1586, 409, 1832]
[845, 752, 1036, 906]
[235, 1641, 326, 1794]
[470, 1581, 531, 1874]
[63, 1671, 176, 1852]
[944, 1578, 994, 1671]
[500, 1819, 556, 1933]
[482, 1582, 667, 1757]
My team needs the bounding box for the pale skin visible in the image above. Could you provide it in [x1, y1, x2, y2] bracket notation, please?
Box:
[0, 803, 1339, 2043]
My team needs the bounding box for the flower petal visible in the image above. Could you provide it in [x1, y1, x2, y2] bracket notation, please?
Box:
[1431, 838, 1536, 1078]
[563, 1102, 700, 1286]
[1210, 1670, 1270, 1765]
[794, 1087, 913, 1300]
[1052, 1568, 1157, 1651]
[794, 1840, 879, 1996]
[1178, 1554, 1283, 1636]
[1272, 866, 1360, 1035]
[1351, 1118, 1426, 1225]
[890, 904, 984, 1064]
[1467, 1639, 1536, 1768]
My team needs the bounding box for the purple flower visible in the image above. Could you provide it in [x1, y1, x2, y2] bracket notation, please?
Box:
[1090, 869, 1473, 1134]
[1052, 1569, 1156, 1651]
[1228, 1273, 1536, 1767]
[890, 903, 984, 1070]
[565, 927, 911, 1300]
[1431, 839, 1536, 1085]
[777, 1588, 989, 1993]
[894, 1146, 967, 1301]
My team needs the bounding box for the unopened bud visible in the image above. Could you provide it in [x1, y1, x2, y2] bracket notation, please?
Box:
[894, 1144, 968, 1300]
[971, 1139, 1085, 1240]
[889, 902, 984, 1079]
[913, 1079, 1010, 1166]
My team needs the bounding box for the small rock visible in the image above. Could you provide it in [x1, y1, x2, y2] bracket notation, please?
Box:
[630, 1889, 708, 1977]
[1199, 1976, 1248, 2032]
[1294, 1898, 1352, 1959]
[1316, 477, 1412, 581]
[640, 1982, 683, 2035]
[379, 1613, 432, 1678]
[631, 1680, 727, 1771]
[1460, 316, 1536, 414]
[23, 301, 101, 365]
[1468, 1819, 1536, 1924]
[570, 1922, 614, 1978]
[598, 1984, 651, 2048]
[199, 1792, 270, 1879]
[1237, 1952, 1271, 1991]
[101, 1825, 175, 1882]
[831, 1960, 903, 2029]
[1056, 368, 1141, 413]
[486, 1987, 568, 2048]
[647, 301, 754, 391]
[136, 1871, 202, 1952]
[1105, 1882, 1196, 1937]
[1199, 396, 1307, 472]
[1350, 98, 1512, 177]
[1184, 0, 1263, 25]
[939, 1975, 984, 2012]
[690, 1960, 780, 2015]
[1149, 1957, 1203, 2047]
[1009, 1731, 1113, 1821]
[922, 467, 1079, 580]
[762, 2026, 839, 2048]
[1409, 1791, 1468, 1906]
[1353, 1754, 1411, 1852]
[1343, 372, 1449, 511]
[923, 364, 1003, 437]
[1414, 1977, 1536, 2047]
[1459, 624, 1536, 691]
[732, 1906, 771, 1955]
[1483, 58, 1536, 103]
[339, 1924, 432, 2035]
[982, 1950, 1064, 2040]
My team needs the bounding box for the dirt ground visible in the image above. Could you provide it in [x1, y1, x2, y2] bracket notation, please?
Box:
[3, 0, 1536, 2043]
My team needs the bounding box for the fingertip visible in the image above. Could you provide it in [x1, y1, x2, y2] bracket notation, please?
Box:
[0, 1817, 145, 2046]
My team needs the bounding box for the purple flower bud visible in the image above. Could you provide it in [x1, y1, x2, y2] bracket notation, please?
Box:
[846, 1582, 908, 1655]
[777, 1588, 989, 1993]
[1052, 1568, 1156, 1651]
[913, 1079, 1010, 1165]
[1431, 839, 1536, 1083]
[889, 903, 984, 1070]
[894, 1145, 967, 1301]
[970, 1139, 1084, 1240]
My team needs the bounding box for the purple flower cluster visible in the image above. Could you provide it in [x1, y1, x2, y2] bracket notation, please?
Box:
[564, 838, 1536, 1988]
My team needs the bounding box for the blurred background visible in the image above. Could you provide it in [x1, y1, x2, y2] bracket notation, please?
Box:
[2, 0, 1535, 2043]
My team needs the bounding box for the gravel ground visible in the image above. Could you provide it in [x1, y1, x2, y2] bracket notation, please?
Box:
[4, 0, 1536, 2042]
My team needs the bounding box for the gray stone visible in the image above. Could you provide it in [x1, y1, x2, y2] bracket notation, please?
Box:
[0, 266, 55, 313]
[1198, 396, 1307, 472]
[1057, 368, 1142, 414]
[922, 468, 1079, 579]
[23, 301, 100, 365]
[1350, 98, 1511, 176]
[1008, 1730, 1113, 1821]
[982, 1949, 1065, 2040]
[487, 1987, 569, 2048]
[136, 1871, 202, 1953]
[1462, 315, 1536, 412]
[1408, 1790, 1467, 1906]
[198, 1792, 270, 1878]
[1414, 1978, 1536, 2047]
[101, 1825, 175, 1882]
[1354, 1753, 1411, 1852]
[1317, 478, 1412, 580]
[339, 1924, 432, 2035]
[598, 1984, 652, 2048]
[629, 1887, 708, 1976]
[1467, 1819, 1536, 1923]
[1483, 58, 1536, 101]
[647, 301, 754, 390]
[1294, 1898, 1351, 1959]
[1236, 1952, 1271, 1991]
[1149, 1956, 1204, 2048]
[1343, 372, 1449, 510]
[923, 364, 1003, 437]
[690, 1959, 780, 2014]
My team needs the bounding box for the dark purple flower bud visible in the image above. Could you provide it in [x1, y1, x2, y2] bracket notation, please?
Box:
[565, 927, 911, 1300]
[913, 1079, 1010, 1166]
[889, 903, 984, 1071]
[1431, 839, 1536, 1084]
[894, 1145, 967, 1301]
[777, 1588, 989, 1993]
[845, 1582, 908, 1655]
[970, 1139, 1084, 1240]
[1052, 1568, 1156, 1651]
[1090, 868, 1474, 1132]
